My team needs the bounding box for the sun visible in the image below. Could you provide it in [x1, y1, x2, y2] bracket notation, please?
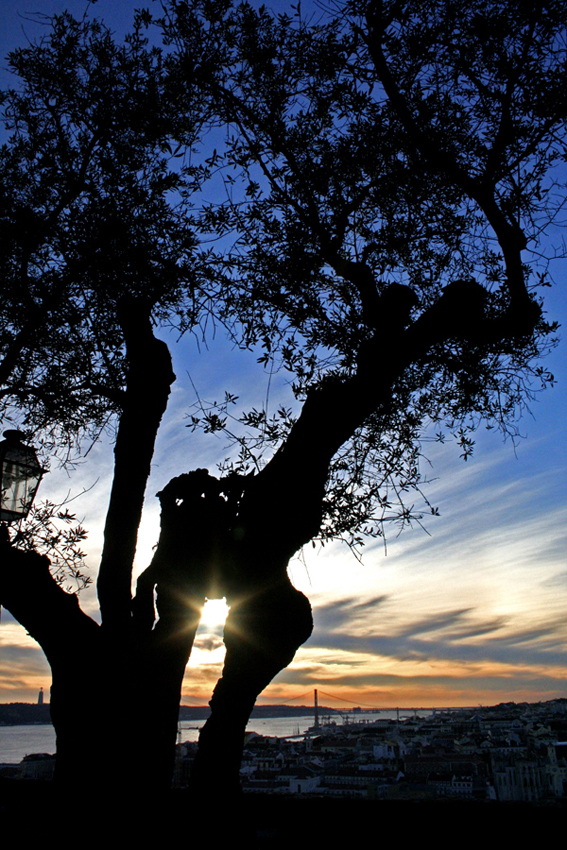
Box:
[200, 597, 230, 628]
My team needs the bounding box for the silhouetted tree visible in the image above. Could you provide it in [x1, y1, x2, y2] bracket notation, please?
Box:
[0, 0, 565, 810]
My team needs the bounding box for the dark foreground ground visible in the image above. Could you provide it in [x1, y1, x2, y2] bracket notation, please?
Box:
[1, 779, 565, 845]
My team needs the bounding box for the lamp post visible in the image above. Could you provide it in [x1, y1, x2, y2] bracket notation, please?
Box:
[0, 430, 45, 523]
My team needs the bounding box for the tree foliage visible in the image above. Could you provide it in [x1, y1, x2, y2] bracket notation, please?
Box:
[164, 0, 564, 545]
[0, 12, 208, 452]
[8, 499, 91, 594]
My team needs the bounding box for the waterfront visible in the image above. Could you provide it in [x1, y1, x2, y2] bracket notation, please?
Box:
[0, 710, 434, 763]
[0, 725, 56, 763]
[2, 701, 566, 808]
[179, 710, 435, 744]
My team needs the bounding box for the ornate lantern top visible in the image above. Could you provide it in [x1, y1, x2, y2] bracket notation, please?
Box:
[0, 430, 44, 522]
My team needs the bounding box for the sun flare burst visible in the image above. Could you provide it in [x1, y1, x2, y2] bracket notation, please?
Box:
[200, 597, 230, 629]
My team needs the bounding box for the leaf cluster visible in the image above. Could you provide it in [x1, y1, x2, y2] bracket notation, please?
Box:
[8, 499, 91, 594]
[0, 12, 213, 452]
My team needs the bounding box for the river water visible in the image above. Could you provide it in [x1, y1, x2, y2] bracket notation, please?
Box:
[0, 710, 433, 764]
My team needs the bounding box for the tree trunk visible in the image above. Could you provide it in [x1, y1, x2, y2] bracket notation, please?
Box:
[0, 534, 201, 795]
[191, 574, 313, 795]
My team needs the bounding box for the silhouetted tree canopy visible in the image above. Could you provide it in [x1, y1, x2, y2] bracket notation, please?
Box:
[0, 12, 210, 450]
[164, 0, 563, 545]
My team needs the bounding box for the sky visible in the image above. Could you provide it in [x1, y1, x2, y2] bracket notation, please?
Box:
[0, 0, 566, 711]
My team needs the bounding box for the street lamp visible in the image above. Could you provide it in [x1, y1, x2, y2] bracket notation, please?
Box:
[0, 430, 45, 522]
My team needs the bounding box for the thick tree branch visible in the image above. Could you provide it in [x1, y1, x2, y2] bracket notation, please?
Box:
[0, 530, 99, 666]
[241, 271, 537, 562]
[97, 299, 176, 630]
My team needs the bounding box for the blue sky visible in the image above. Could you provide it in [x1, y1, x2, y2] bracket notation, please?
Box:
[0, 0, 566, 709]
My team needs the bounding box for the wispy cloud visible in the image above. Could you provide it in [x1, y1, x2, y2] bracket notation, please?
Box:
[0, 643, 51, 696]
[307, 597, 567, 671]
